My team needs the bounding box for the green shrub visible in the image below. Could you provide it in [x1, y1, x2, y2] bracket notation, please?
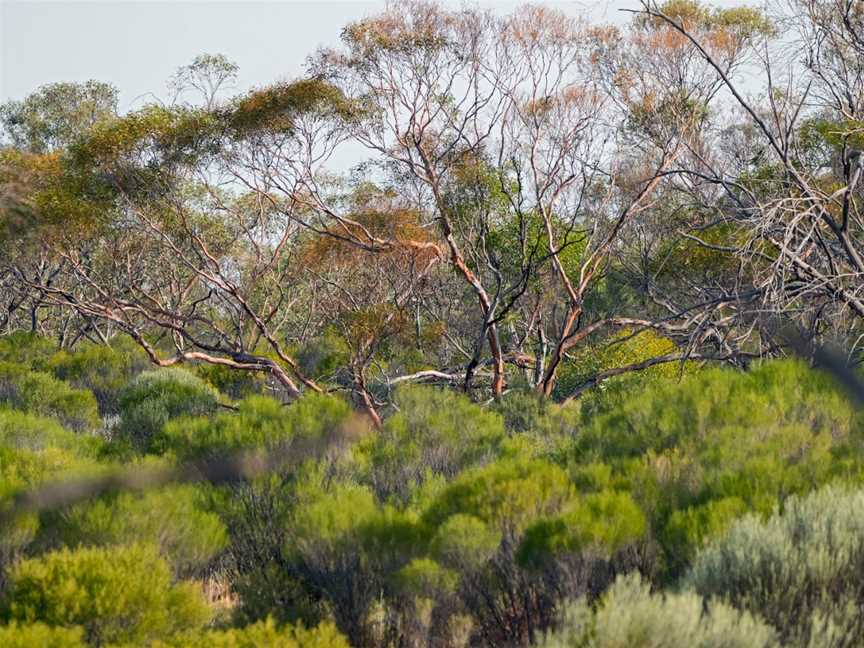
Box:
[574, 360, 853, 461]
[1, 543, 210, 646]
[157, 391, 351, 459]
[661, 496, 749, 572]
[356, 385, 505, 502]
[156, 618, 350, 647]
[517, 490, 647, 567]
[47, 484, 228, 576]
[561, 360, 862, 580]
[116, 368, 219, 451]
[537, 572, 777, 647]
[0, 362, 99, 431]
[492, 389, 552, 434]
[0, 408, 93, 453]
[687, 485, 864, 647]
[0, 332, 56, 369]
[285, 483, 421, 645]
[420, 459, 646, 645]
[46, 338, 148, 415]
[423, 458, 573, 535]
[196, 362, 268, 400]
[0, 414, 103, 566]
[0, 622, 87, 648]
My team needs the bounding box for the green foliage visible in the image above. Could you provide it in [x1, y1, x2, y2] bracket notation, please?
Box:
[1, 543, 210, 646]
[661, 496, 749, 567]
[46, 339, 148, 415]
[285, 483, 422, 644]
[296, 329, 351, 381]
[0, 622, 87, 648]
[416, 459, 644, 645]
[537, 572, 777, 648]
[423, 458, 573, 535]
[157, 618, 350, 647]
[116, 368, 219, 451]
[555, 328, 683, 401]
[687, 485, 864, 647]
[644, 0, 773, 38]
[396, 557, 459, 598]
[71, 104, 222, 171]
[517, 491, 647, 567]
[430, 514, 501, 573]
[48, 484, 228, 576]
[0, 408, 90, 454]
[0, 362, 100, 431]
[227, 79, 356, 136]
[157, 391, 350, 459]
[357, 386, 505, 502]
[196, 362, 267, 400]
[0, 332, 56, 368]
[492, 389, 552, 434]
[567, 359, 860, 579]
[0, 81, 118, 153]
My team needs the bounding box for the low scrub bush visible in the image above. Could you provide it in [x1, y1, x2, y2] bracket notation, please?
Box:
[46, 338, 148, 415]
[0, 622, 87, 648]
[0, 362, 99, 431]
[45, 484, 228, 577]
[687, 485, 864, 647]
[537, 572, 777, 647]
[156, 618, 350, 647]
[116, 368, 219, 451]
[1, 543, 210, 646]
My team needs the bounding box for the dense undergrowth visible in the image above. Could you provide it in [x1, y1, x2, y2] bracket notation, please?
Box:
[1, 332, 863, 646]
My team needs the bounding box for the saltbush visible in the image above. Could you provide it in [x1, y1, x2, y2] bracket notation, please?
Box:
[537, 572, 777, 647]
[687, 485, 864, 646]
[116, 368, 219, 450]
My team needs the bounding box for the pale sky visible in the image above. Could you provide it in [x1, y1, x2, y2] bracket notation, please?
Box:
[0, 0, 750, 110]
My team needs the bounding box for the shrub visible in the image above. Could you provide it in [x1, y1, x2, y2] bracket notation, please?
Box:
[48, 484, 228, 576]
[0, 413, 103, 568]
[285, 483, 422, 646]
[0, 332, 56, 368]
[420, 459, 646, 645]
[562, 360, 861, 580]
[46, 338, 148, 415]
[492, 389, 551, 434]
[357, 386, 505, 503]
[0, 408, 92, 453]
[1, 543, 210, 646]
[574, 360, 852, 461]
[423, 458, 574, 534]
[156, 618, 350, 647]
[517, 490, 647, 567]
[195, 362, 268, 400]
[537, 572, 777, 648]
[0, 362, 99, 431]
[157, 391, 351, 459]
[687, 485, 864, 646]
[116, 368, 219, 451]
[0, 622, 87, 648]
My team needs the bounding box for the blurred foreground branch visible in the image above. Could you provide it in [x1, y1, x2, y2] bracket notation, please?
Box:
[0, 424, 351, 528]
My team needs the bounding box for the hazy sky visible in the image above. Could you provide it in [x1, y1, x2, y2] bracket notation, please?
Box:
[0, 0, 749, 110]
